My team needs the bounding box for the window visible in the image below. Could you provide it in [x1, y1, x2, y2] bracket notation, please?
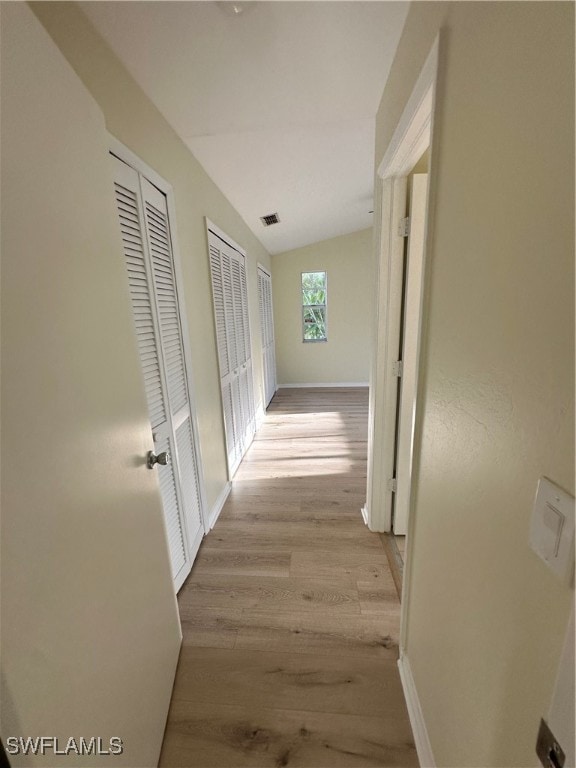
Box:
[302, 271, 327, 342]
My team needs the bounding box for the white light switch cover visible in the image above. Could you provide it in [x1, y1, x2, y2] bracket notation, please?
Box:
[530, 477, 575, 584]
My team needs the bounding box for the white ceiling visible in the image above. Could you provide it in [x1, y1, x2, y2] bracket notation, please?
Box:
[81, 1, 409, 254]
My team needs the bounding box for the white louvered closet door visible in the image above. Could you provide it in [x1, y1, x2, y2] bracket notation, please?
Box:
[258, 265, 277, 407]
[236, 255, 256, 448]
[112, 155, 205, 592]
[207, 225, 255, 476]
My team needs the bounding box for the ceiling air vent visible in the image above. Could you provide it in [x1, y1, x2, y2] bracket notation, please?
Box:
[260, 213, 280, 227]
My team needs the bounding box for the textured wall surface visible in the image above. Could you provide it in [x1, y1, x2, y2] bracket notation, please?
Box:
[375, 3, 574, 766]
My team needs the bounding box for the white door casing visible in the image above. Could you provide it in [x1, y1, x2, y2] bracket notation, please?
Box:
[393, 174, 429, 535]
[111, 152, 207, 592]
[366, 36, 439, 536]
[207, 221, 256, 476]
[258, 265, 277, 407]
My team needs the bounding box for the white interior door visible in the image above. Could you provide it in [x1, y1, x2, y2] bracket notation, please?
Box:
[112, 155, 206, 591]
[207, 223, 256, 475]
[366, 176, 407, 533]
[258, 265, 277, 407]
[394, 173, 429, 534]
[1, 5, 182, 763]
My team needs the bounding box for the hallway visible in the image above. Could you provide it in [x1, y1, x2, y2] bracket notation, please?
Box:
[160, 388, 418, 767]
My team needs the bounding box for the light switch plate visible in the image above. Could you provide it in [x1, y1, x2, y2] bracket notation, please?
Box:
[530, 478, 575, 584]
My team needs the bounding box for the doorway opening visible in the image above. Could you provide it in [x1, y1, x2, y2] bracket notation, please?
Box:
[377, 148, 429, 596]
[364, 36, 439, 619]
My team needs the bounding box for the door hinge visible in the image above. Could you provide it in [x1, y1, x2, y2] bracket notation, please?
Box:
[392, 360, 403, 377]
[398, 217, 410, 237]
[387, 478, 397, 493]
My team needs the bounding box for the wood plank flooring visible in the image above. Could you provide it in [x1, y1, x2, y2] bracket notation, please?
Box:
[378, 535, 404, 601]
[160, 387, 417, 768]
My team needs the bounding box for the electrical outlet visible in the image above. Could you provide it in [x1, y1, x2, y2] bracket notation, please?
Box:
[536, 718, 565, 768]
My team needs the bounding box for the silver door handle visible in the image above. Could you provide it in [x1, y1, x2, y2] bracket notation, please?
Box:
[147, 450, 169, 469]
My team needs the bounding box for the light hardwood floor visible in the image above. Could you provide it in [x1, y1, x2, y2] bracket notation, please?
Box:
[160, 387, 418, 768]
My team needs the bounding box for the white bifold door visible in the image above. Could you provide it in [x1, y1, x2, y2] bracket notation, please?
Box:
[111, 153, 206, 591]
[258, 265, 277, 407]
[207, 222, 256, 476]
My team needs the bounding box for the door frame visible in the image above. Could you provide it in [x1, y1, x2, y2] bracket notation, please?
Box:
[366, 36, 439, 537]
[257, 262, 277, 414]
[368, 36, 440, 673]
[205, 218, 257, 478]
[109, 135, 209, 545]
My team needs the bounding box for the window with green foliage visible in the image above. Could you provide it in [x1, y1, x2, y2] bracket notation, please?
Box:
[302, 271, 327, 342]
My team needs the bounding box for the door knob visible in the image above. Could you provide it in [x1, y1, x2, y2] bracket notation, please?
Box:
[147, 450, 169, 469]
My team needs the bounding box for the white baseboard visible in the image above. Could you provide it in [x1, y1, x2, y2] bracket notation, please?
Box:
[208, 481, 231, 529]
[398, 654, 436, 768]
[361, 504, 369, 526]
[278, 382, 369, 388]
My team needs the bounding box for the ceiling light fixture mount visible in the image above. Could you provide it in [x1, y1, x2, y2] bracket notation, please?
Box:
[217, 2, 256, 18]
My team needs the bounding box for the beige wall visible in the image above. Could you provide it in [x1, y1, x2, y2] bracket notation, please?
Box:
[1, 4, 182, 763]
[31, 1, 272, 510]
[375, 3, 574, 767]
[272, 229, 373, 385]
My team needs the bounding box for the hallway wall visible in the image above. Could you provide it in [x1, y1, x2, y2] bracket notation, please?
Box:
[272, 228, 373, 386]
[375, 3, 574, 766]
[31, 1, 272, 510]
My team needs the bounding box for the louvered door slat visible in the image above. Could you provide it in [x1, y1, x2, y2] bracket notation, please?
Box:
[230, 376, 243, 463]
[240, 259, 251, 365]
[143, 199, 188, 415]
[155, 436, 186, 578]
[231, 257, 246, 368]
[208, 244, 230, 379]
[221, 380, 237, 470]
[175, 417, 202, 532]
[222, 250, 237, 372]
[245, 359, 256, 439]
[208, 225, 256, 475]
[114, 181, 167, 430]
[258, 273, 265, 346]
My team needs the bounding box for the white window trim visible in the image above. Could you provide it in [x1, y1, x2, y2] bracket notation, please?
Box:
[301, 270, 328, 343]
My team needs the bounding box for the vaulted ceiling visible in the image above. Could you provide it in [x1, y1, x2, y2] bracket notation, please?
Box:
[81, 1, 409, 254]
